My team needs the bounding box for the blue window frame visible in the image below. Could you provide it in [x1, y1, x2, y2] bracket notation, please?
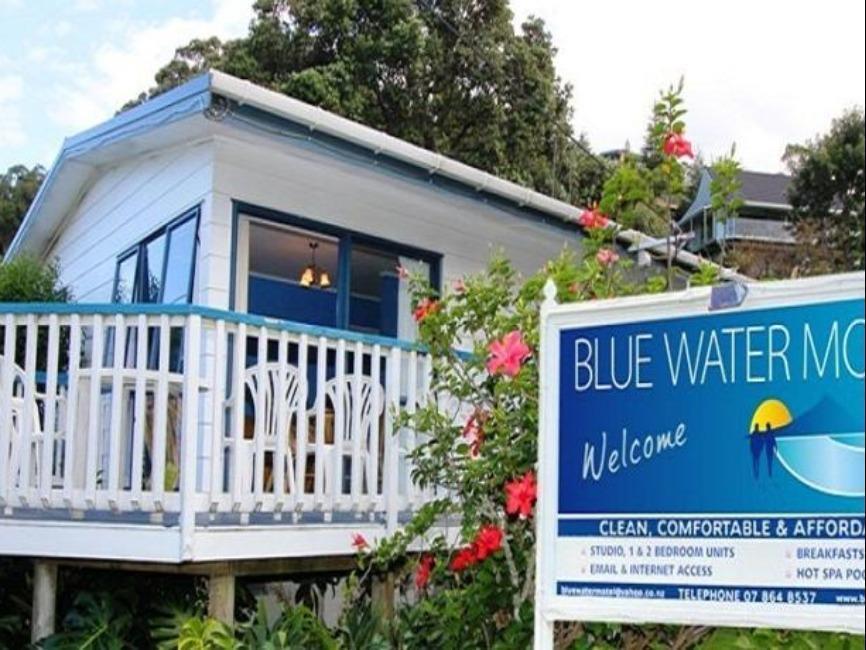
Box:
[112, 207, 200, 305]
[235, 202, 441, 336]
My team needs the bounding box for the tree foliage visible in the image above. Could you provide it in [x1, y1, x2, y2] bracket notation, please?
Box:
[784, 108, 865, 274]
[0, 164, 45, 256]
[128, 0, 608, 206]
[708, 146, 744, 264]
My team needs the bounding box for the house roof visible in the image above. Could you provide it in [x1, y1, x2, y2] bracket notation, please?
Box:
[7, 71, 738, 278]
[680, 168, 793, 225]
[737, 170, 792, 206]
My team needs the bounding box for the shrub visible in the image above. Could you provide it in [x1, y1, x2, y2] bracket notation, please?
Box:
[0, 255, 70, 303]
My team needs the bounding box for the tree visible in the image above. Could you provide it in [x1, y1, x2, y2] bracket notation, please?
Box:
[128, 0, 608, 206]
[708, 146, 744, 265]
[0, 164, 45, 256]
[784, 108, 865, 275]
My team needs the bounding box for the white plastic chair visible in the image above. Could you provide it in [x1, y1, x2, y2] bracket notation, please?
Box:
[1, 354, 44, 492]
[318, 376, 384, 497]
[226, 362, 305, 495]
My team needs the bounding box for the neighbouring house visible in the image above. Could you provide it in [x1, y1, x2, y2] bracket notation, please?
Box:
[679, 168, 798, 277]
[1, 71, 718, 638]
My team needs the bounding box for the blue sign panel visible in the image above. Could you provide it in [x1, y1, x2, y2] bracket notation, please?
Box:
[549, 293, 865, 623]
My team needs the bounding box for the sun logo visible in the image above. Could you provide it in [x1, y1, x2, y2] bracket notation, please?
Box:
[749, 399, 791, 479]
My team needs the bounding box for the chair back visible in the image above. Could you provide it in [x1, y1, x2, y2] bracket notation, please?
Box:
[245, 363, 305, 441]
[323, 376, 384, 447]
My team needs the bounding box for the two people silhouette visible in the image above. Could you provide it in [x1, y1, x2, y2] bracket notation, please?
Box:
[750, 422, 778, 479]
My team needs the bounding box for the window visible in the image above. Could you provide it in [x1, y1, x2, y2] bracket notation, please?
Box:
[349, 243, 430, 338]
[246, 222, 340, 327]
[112, 208, 199, 304]
[240, 210, 440, 338]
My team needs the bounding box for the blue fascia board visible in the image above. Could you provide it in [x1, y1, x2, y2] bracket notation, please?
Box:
[5, 74, 213, 260]
[64, 73, 213, 152]
[0, 302, 427, 353]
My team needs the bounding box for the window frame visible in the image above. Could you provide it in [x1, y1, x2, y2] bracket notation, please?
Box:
[233, 201, 442, 333]
[112, 206, 201, 304]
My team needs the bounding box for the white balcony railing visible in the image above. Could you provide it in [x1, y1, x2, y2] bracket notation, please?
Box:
[0, 304, 434, 559]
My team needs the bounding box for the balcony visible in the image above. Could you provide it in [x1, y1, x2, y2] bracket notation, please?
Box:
[0, 304, 436, 564]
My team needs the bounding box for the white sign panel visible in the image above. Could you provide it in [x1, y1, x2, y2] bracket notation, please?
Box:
[535, 273, 865, 646]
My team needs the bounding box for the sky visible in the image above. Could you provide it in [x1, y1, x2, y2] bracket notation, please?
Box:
[1, 0, 864, 174]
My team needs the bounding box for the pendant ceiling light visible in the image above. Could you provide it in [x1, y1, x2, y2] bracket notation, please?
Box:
[299, 241, 331, 288]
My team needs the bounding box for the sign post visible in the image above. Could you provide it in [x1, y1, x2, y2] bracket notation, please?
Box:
[535, 273, 865, 646]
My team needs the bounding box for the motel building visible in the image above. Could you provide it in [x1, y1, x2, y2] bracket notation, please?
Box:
[0, 71, 716, 640]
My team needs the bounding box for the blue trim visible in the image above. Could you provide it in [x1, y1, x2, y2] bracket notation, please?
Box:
[0, 302, 427, 352]
[230, 200, 443, 324]
[65, 73, 212, 152]
[336, 234, 352, 328]
[112, 206, 201, 304]
[6, 75, 212, 260]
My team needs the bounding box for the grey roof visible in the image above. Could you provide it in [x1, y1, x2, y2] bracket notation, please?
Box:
[680, 168, 792, 226]
[737, 170, 792, 206]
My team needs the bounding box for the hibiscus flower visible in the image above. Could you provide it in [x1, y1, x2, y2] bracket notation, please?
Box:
[662, 132, 694, 158]
[473, 524, 504, 560]
[413, 297, 440, 322]
[505, 471, 538, 519]
[596, 248, 620, 267]
[450, 546, 477, 572]
[415, 554, 435, 590]
[486, 330, 531, 378]
[577, 207, 610, 230]
[462, 410, 487, 458]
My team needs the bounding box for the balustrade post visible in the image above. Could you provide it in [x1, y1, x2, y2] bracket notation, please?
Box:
[179, 314, 202, 560]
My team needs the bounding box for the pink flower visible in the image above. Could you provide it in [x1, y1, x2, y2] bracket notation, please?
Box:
[474, 524, 503, 560]
[577, 207, 610, 230]
[462, 410, 487, 458]
[662, 132, 694, 158]
[452, 278, 466, 294]
[596, 248, 620, 267]
[395, 265, 410, 280]
[415, 554, 435, 590]
[450, 546, 477, 572]
[487, 330, 531, 378]
[505, 471, 538, 520]
[413, 297, 440, 322]
[351, 533, 369, 551]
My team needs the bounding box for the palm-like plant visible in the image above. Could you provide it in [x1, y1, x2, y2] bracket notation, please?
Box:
[38, 592, 132, 650]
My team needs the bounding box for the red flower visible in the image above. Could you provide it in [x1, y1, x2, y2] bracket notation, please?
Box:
[596, 248, 620, 267]
[450, 546, 477, 572]
[577, 207, 610, 230]
[413, 297, 440, 322]
[487, 330, 531, 378]
[505, 471, 538, 519]
[351, 533, 369, 551]
[474, 524, 504, 560]
[462, 410, 487, 458]
[662, 132, 694, 158]
[415, 554, 435, 589]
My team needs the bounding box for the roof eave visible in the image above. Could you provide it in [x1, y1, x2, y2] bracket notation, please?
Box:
[5, 74, 213, 260]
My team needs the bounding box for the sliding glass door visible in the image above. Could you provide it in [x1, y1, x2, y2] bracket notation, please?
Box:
[235, 212, 439, 340]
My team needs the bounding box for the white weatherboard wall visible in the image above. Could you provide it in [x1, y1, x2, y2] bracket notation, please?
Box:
[45, 141, 214, 304]
[207, 131, 583, 309]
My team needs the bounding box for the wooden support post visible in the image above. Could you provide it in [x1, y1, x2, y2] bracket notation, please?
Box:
[371, 572, 395, 619]
[208, 571, 236, 627]
[31, 561, 58, 643]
